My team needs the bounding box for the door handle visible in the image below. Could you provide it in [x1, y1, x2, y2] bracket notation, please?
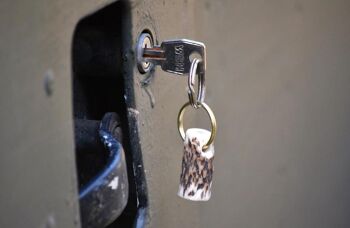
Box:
[76, 113, 128, 228]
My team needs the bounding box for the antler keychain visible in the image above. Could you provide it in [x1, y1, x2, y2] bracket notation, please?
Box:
[139, 38, 217, 201]
[177, 57, 217, 201]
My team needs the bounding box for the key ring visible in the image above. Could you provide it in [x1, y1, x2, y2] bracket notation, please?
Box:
[187, 58, 206, 109]
[177, 101, 217, 151]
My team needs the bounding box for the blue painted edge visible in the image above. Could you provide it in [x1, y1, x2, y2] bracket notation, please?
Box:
[79, 129, 122, 199]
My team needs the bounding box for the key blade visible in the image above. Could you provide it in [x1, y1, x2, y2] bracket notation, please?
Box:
[143, 47, 165, 59]
[142, 47, 165, 65]
[160, 39, 206, 75]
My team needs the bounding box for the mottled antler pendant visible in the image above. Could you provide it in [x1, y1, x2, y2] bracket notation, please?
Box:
[176, 65, 217, 201]
[178, 128, 214, 201]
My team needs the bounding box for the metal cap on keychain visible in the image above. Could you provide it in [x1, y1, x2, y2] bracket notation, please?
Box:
[177, 58, 217, 201]
[187, 58, 206, 109]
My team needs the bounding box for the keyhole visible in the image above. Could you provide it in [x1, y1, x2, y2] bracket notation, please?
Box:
[137, 32, 154, 73]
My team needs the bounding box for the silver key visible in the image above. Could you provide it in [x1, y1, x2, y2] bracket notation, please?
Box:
[142, 39, 206, 76]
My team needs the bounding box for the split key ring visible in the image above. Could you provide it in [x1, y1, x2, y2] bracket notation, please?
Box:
[187, 58, 206, 109]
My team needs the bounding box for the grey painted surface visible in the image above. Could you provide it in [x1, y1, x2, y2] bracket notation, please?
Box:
[1, 0, 350, 227]
[195, 0, 350, 227]
[0, 1, 114, 227]
[0, 0, 200, 227]
[128, 1, 201, 227]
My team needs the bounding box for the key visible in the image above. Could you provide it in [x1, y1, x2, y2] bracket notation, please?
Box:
[142, 39, 206, 76]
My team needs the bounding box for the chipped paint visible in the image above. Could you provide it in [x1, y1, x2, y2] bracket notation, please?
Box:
[127, 107, 140, 116]
[108, 176, 119, 190]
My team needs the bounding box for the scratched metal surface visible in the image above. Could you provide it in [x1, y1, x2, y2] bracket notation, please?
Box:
[126, 1, 201, 227]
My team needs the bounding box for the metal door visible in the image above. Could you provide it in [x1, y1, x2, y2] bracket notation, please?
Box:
[1, 0, 350, 227]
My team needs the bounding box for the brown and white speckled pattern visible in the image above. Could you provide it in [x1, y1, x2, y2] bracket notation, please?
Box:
[178, 128, 214, 201]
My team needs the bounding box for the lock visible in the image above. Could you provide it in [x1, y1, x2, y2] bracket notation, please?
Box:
[136, 34, 207, 108]
[137, 32, 154, 74]
[137, 34, 206, 76]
